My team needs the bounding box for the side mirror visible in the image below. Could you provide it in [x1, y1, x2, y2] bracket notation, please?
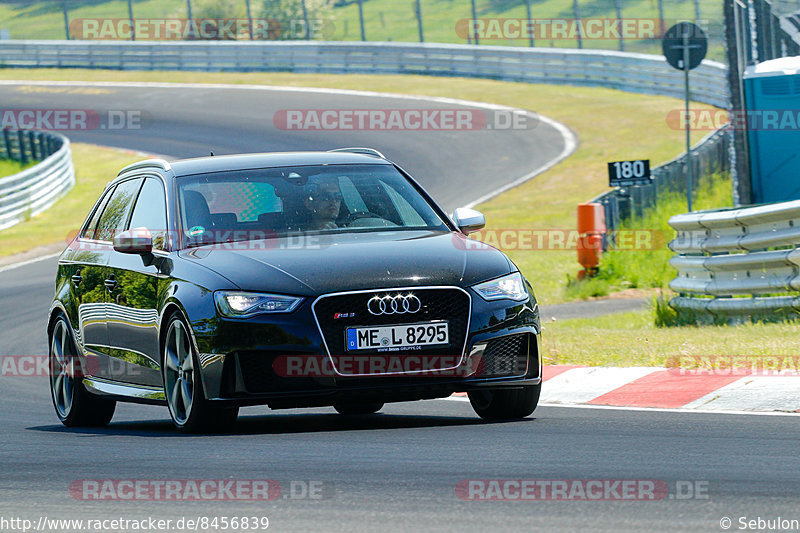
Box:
[452, 207, 486, 235]
[114, 227, 153, 255]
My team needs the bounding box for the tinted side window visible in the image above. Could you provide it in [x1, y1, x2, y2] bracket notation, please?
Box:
[128, 178, 168, 251]
[81, 186, 115, 240]
[95, 178, 143, 242]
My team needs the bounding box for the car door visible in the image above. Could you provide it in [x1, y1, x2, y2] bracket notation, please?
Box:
[62, 186, 115, 363]
[82, 177, 144, 384]
[105, 176, 168, 387]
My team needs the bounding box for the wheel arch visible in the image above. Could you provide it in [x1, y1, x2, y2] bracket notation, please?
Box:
[47, 301, 75, 346]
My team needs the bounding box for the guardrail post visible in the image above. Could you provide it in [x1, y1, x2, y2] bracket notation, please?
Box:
[357, 0, 366, 41]
[2, 128, 10, 159]
[614, 0, 624, 51]
[470, 0, 479, 45]
[572, 0, 583, 49]
[414, 0, 424, 43]
[525, 0, 534, 47]
[301, 0, 310, 40]
[16, 130, 27, 165]
[28, 131, 36, 161]
[127, 0, 135, 41]
[61, 0, 70, 40]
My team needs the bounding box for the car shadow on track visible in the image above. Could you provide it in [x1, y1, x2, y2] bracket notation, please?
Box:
[28, 412, 535, 437]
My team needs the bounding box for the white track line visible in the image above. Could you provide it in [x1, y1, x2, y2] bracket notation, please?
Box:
[0, 78, 577, 271]
[0, 252, 61, 273]
[683, 376, 800, 411]
[442, 396, 800, 416]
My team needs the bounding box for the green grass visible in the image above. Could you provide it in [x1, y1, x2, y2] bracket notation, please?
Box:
[542, 309, 800, 367]
[0, 0, 726, 60]
[0, 143, 140, 257]
[333, 0, 725, 60]
[563, 171, 733, 300]
[0, 69, 719, 306]
[0, 158, 34, 177]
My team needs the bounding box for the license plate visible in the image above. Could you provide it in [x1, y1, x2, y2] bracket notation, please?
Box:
[346, 322, 449, 351]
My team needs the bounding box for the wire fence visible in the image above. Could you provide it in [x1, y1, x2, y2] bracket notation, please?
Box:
[0, 0, 728, 61]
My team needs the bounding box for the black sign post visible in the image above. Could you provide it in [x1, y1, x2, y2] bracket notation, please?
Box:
[662, 22, 708, 212]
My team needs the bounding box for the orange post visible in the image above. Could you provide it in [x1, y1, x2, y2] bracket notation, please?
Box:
[576, 203, 606, 279]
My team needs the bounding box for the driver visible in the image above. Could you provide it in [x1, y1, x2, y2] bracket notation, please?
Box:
[302, 176, 343, 230]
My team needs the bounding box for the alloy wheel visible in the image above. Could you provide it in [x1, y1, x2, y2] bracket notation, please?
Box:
[49, 320, 75, 419]
[164, 319, 195, 426]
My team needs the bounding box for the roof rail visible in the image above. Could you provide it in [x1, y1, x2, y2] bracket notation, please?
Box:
[328, 147, 386, 159]
[117, 158, 172, 176]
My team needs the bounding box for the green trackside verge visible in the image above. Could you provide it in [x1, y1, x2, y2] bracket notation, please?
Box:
[0, 158, 34, 178]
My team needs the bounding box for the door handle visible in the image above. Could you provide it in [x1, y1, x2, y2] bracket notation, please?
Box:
[104, 276, 117, 292]
[71, 273, 83, 287]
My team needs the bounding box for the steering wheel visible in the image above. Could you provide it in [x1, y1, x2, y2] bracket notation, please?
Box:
[344, 212, 396, 228]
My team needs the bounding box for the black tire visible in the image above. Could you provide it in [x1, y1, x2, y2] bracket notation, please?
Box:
[468, 384, 541, 421]
[162, 312, 238, 433]
[333, 402, 384, 415]
[49, 315, 116, 427]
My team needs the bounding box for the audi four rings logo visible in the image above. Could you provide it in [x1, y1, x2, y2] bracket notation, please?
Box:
[367, 294, 422, 315]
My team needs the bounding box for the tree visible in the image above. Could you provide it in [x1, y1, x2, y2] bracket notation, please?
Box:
[259, 0, 335, 40]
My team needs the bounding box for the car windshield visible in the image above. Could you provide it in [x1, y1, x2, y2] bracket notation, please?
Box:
[177, 163, 449, 247]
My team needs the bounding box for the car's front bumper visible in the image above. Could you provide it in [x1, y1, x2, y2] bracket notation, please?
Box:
[192, 289, 541, 408]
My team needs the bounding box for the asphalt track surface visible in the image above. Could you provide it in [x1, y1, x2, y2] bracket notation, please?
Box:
[2, 83, 800, 532]
[0, 81, 571, 211]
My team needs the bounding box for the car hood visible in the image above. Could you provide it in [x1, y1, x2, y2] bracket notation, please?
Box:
[179, 230, 514, 296]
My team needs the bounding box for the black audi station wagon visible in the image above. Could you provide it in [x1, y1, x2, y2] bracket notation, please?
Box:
[48, 148, 542, 432]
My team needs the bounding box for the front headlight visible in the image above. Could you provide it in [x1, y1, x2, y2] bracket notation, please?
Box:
[472, 272, 529, 301]
[214, 291, 303, 317]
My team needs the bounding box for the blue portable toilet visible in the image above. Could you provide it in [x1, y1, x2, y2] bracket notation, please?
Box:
[743, 56, 800, 203]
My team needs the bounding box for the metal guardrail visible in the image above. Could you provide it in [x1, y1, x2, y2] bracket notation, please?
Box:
[0, 129, 75, 231]
[0, 40, 730, 108]
[667, 201, 800, 317]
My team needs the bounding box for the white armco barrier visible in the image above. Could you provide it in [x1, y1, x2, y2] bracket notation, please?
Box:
[0, 40, 729, 107]
[668, 201, 800, 316]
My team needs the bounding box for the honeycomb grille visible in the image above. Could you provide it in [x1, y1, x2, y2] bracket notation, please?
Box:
[477, 334, 529, 378]
[313, 288, 471, 374]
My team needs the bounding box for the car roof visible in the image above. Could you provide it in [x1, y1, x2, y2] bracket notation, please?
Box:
[117, 151, 393, 180]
